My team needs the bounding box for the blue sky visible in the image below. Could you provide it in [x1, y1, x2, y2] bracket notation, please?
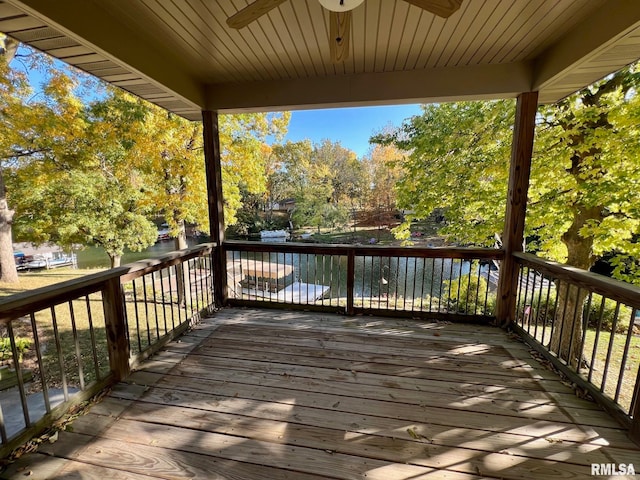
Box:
[16, 47, 422, 157]
[282, 104, 423, 158]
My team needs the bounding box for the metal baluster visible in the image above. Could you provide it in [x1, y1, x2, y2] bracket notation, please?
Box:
[588, 296, 607, 384]
[68, 300, 85, 391]
[29, 313, 50, 413]
[84, 295, 101, 382]
[614, 307, 637, 404]
[565, 286, 583, 368]
[50, 306, 69, 401]
[8, 322, 30, 428]
[150, 272, 162, 336]
[575, 292, 593, 375]
[601, 301, 621, 392]
[429, 258, 437, 312]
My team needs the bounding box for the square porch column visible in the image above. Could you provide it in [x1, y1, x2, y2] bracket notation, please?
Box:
[202, 110, 228, 307]
[496, 91, 539, 327]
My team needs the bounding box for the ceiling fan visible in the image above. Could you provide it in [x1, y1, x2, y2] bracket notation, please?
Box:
[226, 0, 462, 63]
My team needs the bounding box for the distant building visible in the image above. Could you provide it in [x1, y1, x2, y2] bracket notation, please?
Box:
[271, 198, 296, 212]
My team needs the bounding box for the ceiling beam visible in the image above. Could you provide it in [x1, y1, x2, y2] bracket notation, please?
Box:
[6, 0, 206, 110]
[533, 0, 640, 92]
[206, 62, 533, 113]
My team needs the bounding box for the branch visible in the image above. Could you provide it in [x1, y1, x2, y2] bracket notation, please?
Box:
[0, 147, 53, 161]
[527, 189, 572, 207]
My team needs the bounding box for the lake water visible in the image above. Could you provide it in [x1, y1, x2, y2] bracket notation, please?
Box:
[75, 239, 202, 269]
[228, 250, 474, 300]
[79, 240, 476, 302]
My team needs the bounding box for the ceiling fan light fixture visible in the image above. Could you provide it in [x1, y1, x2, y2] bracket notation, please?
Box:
[318, 0, 364, 12]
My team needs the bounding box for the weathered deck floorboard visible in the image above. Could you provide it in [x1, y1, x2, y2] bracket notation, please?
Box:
[2, 308, 639, 479]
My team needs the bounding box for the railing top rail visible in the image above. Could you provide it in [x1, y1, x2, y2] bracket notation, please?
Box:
[0, 267, 127, 324]
[514, 252, 640, 308]
[0, 243, 217, 324]
[224, 240, 503, 259]
[119, 243, 215, 282]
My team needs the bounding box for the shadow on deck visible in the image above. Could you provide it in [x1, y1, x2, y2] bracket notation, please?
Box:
[3, 308, 639, 479]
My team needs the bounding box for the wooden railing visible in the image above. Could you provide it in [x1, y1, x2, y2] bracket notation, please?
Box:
[0, 243, 215, 457]
[512, 252, 640, 442]
[2, 239, 639, 453]
[225, 241, 503, 322]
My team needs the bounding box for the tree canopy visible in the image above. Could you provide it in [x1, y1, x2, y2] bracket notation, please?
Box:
[263, 139, 367, 232]
[0, 40, 290, 271]
[374, 67, 640, 283]
[373, 65, 640, 363]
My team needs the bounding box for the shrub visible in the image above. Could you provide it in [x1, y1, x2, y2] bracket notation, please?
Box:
[516, 287, 633, 333]
[447, 272, 496, 316]
[585, 295, 633, 333]
[0, 336, 32, 363]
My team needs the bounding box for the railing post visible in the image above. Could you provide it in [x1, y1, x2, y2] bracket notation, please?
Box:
[630, 365, 640, 444]
[346, 248, 355, 315]
[102, 277, 130, 381]
[496, 91, 538, 327]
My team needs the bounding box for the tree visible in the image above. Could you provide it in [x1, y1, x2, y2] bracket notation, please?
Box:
[9, 85, 158, 267]
[274, 139, 366, 231]
[311, 139, 368, 207]
[219, 112, 289, 228]
[136, 108, 290, 248]
[373, 65, 640, 365]
[362, 144, 405, 226]
[530, 68, 640, 360]
[269, 140, 313, 202]
[372, 99, 514, 243]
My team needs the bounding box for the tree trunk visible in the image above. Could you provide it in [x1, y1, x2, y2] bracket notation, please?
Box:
[110, 254, 121, 268]
[550, 282, 588, 367]
[0, 204, 18, 283]
[0, 37, 19, 284]
[546, 71, 624, 366]
[173, 219, 191, 308]
[0, 168, 18, 283]
[174, 220, 188, 251]
[549, 205, 601, 366]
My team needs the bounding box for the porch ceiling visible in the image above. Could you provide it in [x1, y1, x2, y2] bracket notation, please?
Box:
[2, 0, 640, 120]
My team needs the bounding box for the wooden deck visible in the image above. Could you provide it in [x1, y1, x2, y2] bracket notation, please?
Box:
[3, 308, 639, 479]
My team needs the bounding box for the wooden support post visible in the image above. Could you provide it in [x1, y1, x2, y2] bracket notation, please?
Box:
[202, 110, 227, 308]
[630, 365, 640, 444]
[102, 277, 130, 381]
[496, 91, 539, 328]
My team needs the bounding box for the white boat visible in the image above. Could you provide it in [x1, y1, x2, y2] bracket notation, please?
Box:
[24, 252, 76, 270]
[227, 258, 329, 303]
[259, 230, 290, 240]
[156, 228, 171, 241]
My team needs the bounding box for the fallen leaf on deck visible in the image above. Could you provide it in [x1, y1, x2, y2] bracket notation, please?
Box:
[544, 437, 563, 444]
[407, 428, 420, 439]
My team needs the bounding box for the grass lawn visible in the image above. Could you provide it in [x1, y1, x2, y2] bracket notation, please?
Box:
[307, 227, 398, 244]
[0, 267, 106, 298]
[1, 268, 110, 393]
[521, 324, 640, 414]
[1, 266, 209, 395]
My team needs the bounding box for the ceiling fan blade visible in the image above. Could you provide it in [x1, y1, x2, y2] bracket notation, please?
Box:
[402, 0, 462, 18]
[226, 0, 288, 29]
[329, 10, 351, 63]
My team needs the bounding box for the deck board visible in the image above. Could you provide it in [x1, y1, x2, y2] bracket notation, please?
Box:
[2, 308, 639, 479]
